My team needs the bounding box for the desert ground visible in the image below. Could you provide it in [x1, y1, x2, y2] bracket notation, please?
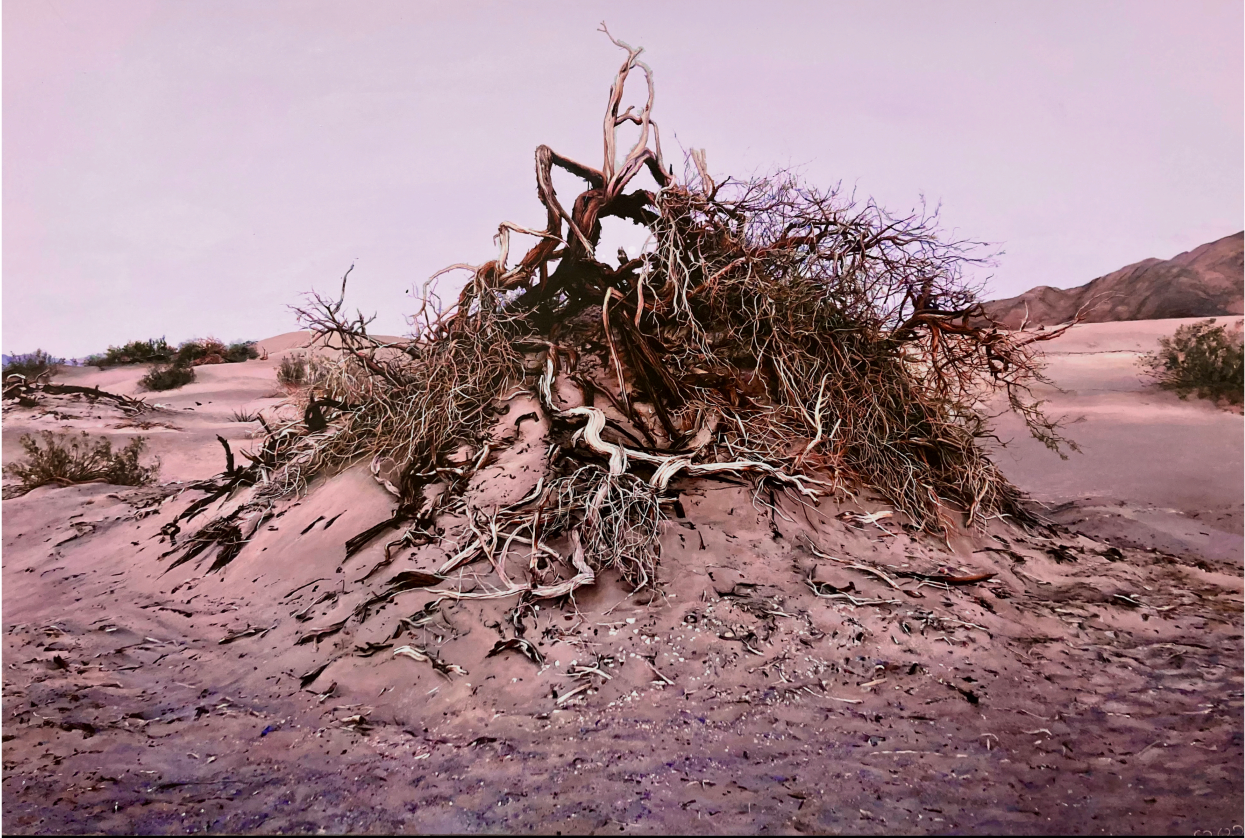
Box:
[3, 319, 1242, 834]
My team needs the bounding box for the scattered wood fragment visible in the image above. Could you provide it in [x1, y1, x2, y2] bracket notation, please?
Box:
[218, 624, 274, 645]
[487, 638, 544, 667]
[894, 570, 996, 586]
[215, 436, 236, 475]
[300, 516, 326, 535]
[354, 570, 446, 619]
[353, 642, 393, 658]
[299, 660, 332, 688]
[393, 645, 467, 678]
[283, 578, 329, 600]
[296, 619, 348, 645]
[556, 683, 592, 705]
[292, 591, 337, 622]
[641, 655, 674, 685]
[2, 379, 149, 415]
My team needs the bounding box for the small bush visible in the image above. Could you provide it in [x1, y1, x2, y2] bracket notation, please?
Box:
[276, 353, 305, 386]
[175, 338, 228, 367]
[2, 349, 64, 380]
[1141, 319, 1244, 405]
[87, 338, 174, 369]
[139, 363, 196, 391]
[230, 407, 258, 422]
[276, 352, 332, 388]
[223, 341, 260, 363]
[3, 431, 160, 493]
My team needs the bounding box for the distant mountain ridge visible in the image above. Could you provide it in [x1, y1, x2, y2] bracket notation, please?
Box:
[984, 231, 1243, 328]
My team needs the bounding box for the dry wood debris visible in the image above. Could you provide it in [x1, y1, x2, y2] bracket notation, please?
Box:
[148, 30, 1092, 668]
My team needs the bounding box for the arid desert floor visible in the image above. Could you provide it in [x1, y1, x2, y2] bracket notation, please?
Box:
[3, 319, 1242, 834]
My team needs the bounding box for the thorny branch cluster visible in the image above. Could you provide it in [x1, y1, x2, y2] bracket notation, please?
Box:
[163, 28, 1077, 614]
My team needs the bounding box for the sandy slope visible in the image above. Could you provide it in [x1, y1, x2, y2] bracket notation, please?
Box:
[989, 317, 1244, 566]
[3, 320, 1241, 834]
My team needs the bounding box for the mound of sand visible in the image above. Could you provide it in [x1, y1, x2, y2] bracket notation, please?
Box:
[985, 231, 1243, 328]
[2, 320, 1241, 833]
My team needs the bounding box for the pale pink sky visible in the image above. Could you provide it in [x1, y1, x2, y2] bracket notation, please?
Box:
[4, 0, 1242, 358]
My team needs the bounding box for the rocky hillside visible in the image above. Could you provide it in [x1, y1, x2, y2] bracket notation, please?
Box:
[985, 231, 1243, 328]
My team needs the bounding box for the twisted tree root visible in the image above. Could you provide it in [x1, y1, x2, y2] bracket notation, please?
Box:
[539, 358, 827, 498]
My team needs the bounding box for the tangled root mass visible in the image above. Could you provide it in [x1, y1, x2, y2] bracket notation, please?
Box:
[168, 28, 1079, 598]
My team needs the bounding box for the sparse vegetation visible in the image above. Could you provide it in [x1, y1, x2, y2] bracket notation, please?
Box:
[173, 339, 226, 367]
[230, 407, 259, 423]
[139, 363, 196, 392]
[3, 431, 160, 494]
[223, 341, 261, 363]
[276, 353, 306, 386]
[1141, 319, 1244, 405]
[87, 337, 258, 369]
[85, 338, 174, 368]
[276, 352, 333, 388]
[2, 349, 64, 381]
[87, 337, 261, 392]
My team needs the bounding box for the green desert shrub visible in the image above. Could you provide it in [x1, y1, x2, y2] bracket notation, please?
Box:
[223, 341, 260, 363]
[139, 363, 196, 391]
[1141, 319, 1244, 405]
[2, 349, 64, 380]
[276, 353, 305, 386]
[172, 337, 258, 367]
[3, 431, 160, 493]
[276, 351, 332, 387]
[174, 338, 228, 367]
[87, 337, 257, 369]
[86, 338, 174, 369]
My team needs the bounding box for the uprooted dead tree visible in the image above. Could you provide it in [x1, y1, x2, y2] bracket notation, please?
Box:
[160, 27, 1079, 608]
[3, 373, 149, 415]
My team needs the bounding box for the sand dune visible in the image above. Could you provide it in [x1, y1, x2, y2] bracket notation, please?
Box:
[2, 319, 1241, 833]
